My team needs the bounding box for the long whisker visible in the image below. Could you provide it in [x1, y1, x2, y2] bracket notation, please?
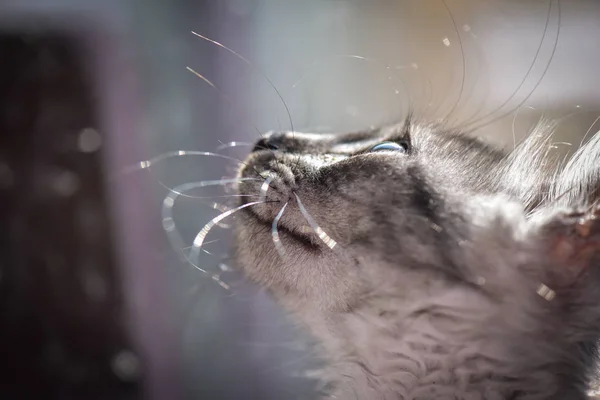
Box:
[216, 141, 254, 151]
[119, 150, 250, 176]
[158, 178, 261, 198]
[272, 202, 288, 257]
[165, 193, 273, 291]
[462, 0, 553, 128]
[161, 192, 259, 201]
[189, 32, 296, 179]
[182, 239, 219, 256]
[163, 178, 262, 197]
[191, 32, 294, 171]
[216, 141, 275, 155]
[465, 0, 561, 133]
[191, 31, 295, 135]
[259, 173, 276, 203]
[294, 193, 337, 249]
[118, 149, 268, 196]
[156, 177, 264, 226]
[186, 66, 284, 173]
[161, 178, 264, 264]
[189, 201, 276, 266]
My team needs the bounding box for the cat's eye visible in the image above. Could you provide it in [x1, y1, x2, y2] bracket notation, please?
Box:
[369, 141, 408, 153]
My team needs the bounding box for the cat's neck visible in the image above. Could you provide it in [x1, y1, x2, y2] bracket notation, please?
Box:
[294, 290, 588, 399]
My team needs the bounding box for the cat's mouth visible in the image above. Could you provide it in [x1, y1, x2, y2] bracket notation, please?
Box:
[236, 171, 310, 240]
[235, 153, 335, 249]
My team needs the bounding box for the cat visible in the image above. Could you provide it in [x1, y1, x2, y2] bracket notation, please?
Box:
[231, 116, 600, 399]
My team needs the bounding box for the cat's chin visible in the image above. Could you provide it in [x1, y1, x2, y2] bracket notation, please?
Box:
[236, 205, 323, 252]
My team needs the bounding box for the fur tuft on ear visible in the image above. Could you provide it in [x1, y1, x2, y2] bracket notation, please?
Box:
[551, 130, 600, 209]
[497, 119, 559, 212]
[497, 119, 600, 215]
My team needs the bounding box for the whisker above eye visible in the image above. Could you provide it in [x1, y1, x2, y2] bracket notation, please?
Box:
[272, 202, 288, 258]
[461, 1, 552, 129]
[294, 193, 337, 250]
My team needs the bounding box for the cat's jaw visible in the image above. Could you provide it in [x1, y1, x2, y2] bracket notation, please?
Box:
[232, 207, 366, 312]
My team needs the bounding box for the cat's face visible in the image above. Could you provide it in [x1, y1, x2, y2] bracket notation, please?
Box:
[233, 120, 541, 314]
[233, 119, 600, 396]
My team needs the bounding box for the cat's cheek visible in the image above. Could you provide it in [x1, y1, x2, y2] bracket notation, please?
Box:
[232, 212, 365, 311]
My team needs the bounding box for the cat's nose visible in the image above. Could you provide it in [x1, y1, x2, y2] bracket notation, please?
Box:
[252, 131, 285, 153]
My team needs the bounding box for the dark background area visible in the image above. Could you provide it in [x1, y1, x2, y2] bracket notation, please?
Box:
[0, 1, 599, 399]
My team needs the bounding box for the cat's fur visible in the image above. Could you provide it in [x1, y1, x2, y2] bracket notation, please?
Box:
[233, 117, 600, 399]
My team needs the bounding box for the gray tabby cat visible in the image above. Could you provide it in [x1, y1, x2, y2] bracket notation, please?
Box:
[233, 116, 600, 399]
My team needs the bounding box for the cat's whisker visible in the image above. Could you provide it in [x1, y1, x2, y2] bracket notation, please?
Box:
[216, 141, 254, 152]
[272, 202, 288, 258]
[171, 200, 272, 291]
[464, 0, 560, 133]
[185, 66, 286, 174]
[118, 150, 250, 177]
[161, 178, 264, 265]
[191, 31, 295, 135]
[158, 190, 259, 201]
[182, 239, 219, 255]
[163, 178, 262, 197]
[189, 201, 276, 267]
[185, 66, 217, 89]
[461, 1, 553, 128]
[259, 173, 276, 203]
[160, 179, 262, 227]
[294, 193, 337, 250]
[214, 140, 294, 158]
[185, 246, 213, 256]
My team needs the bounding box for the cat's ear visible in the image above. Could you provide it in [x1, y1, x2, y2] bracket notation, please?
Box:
[541, 204, 600, 287]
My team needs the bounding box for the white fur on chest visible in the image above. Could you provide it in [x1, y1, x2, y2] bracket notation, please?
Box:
[320, 288, 558, 400]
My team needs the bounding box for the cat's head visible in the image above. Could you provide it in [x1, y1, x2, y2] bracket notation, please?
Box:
[233, 118, 600, 324]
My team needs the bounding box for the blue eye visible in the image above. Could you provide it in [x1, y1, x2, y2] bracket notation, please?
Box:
[369, 141, 407, 153]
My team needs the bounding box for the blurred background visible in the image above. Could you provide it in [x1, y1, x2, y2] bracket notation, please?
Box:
[0, 0, 599, 399]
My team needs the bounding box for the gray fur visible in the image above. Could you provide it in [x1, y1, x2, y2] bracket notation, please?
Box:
[232, 117, 600, 399]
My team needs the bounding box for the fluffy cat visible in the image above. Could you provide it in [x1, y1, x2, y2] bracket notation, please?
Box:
[232, 116, 600, 399]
